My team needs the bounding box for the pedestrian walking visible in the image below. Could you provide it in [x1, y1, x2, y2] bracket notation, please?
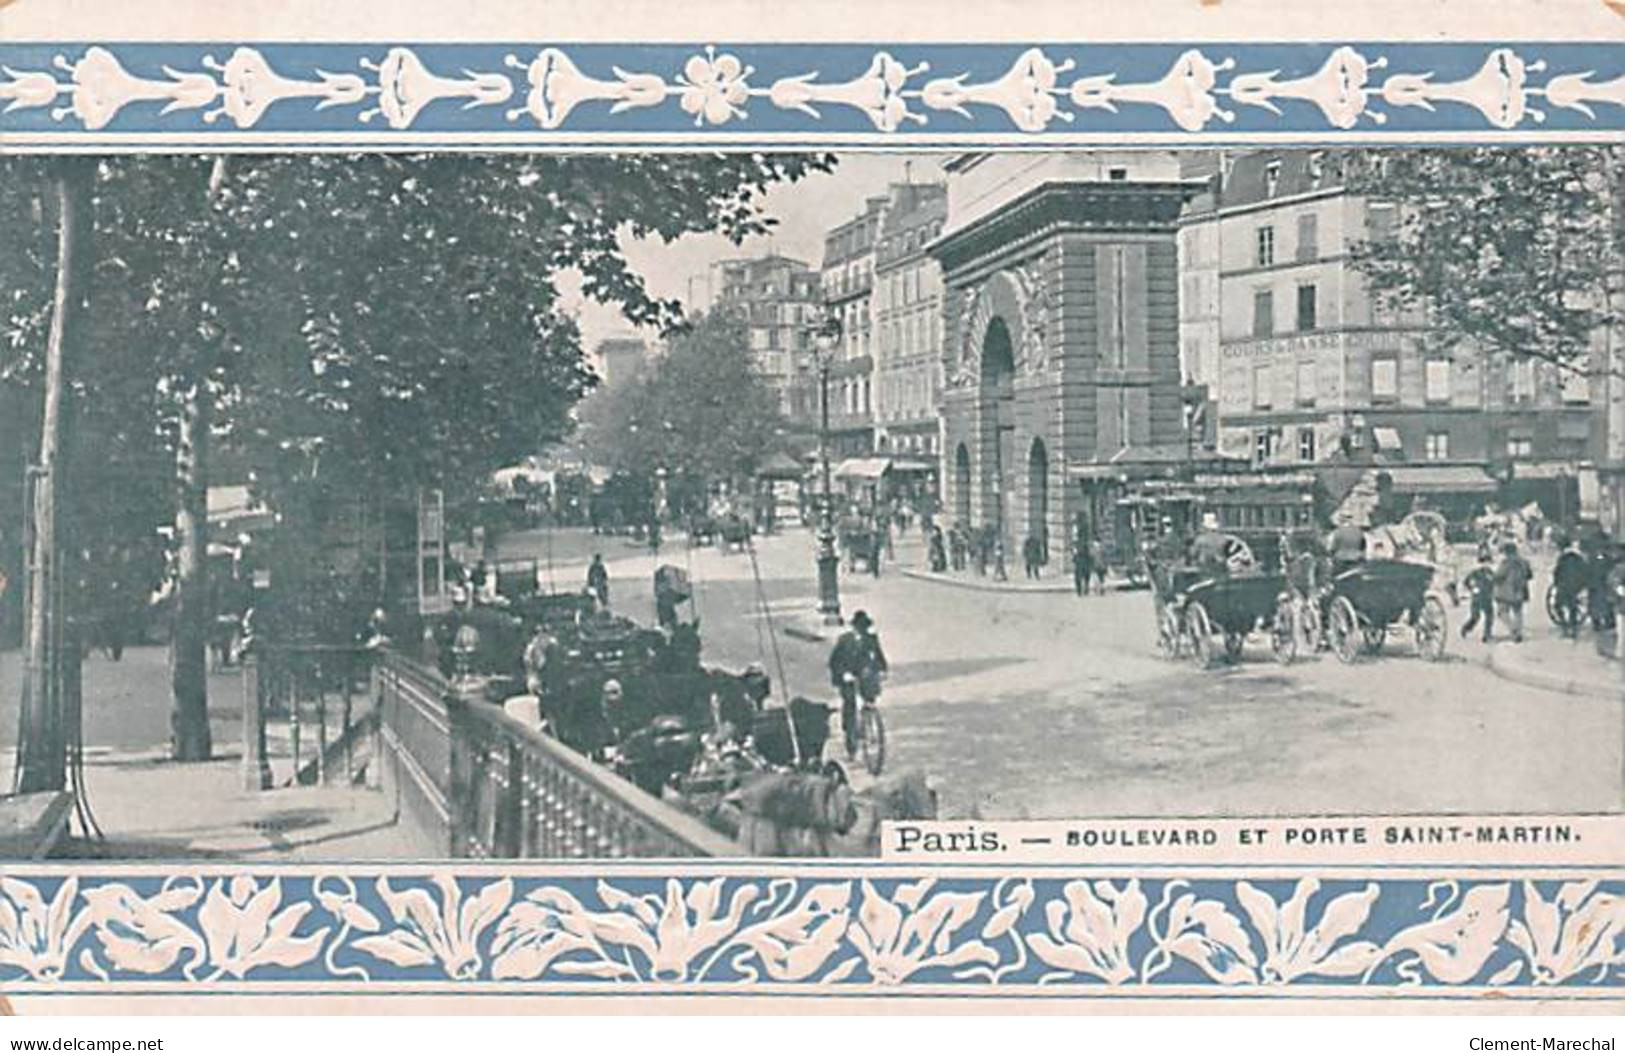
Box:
[928, 525, 947, 573]
[1493, 542, 1532, 644]
[1552, 538, 1588, 639]
[1022, 534, 1044, 580]
[949, 524, 967, 571]
[1072, 531, 1090, 597]
[1460, 551, 1495, 642]
[586, 553, 610, 609]
[1089, 538, 1107, 595]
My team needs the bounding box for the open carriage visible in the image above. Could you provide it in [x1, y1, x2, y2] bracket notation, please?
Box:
[1152, 536, 1298, 667]
[1323, 559, 1449, 664]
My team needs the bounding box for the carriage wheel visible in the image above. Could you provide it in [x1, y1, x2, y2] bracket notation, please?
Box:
[1223, 631, 1245, 662]
[1156, 603, 1184, 660]
[1415, 595, 1449, 662]
[1544, 581, 1560, 625]
[1363, 625, 1387, 656]
[1329, 596, 1362, 665]
[860, 706, 886, 777]
[1270, 599, 1298, 666]
[1186, 602, 1215, 668]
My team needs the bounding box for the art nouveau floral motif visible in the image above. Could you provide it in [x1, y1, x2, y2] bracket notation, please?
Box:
[0, 876, 81, 981]
[351, 876, 511, 980]
[195, 877, 330, 980]
[841, 878, 997, 984]
[0, 874, 1619, 993]
[0, 43, 1616, 134]
[1506, 880, 1625, 985]
[1027, 879, 1146, 984]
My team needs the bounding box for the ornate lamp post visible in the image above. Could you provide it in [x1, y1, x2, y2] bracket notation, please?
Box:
[812, 314, 844, 625]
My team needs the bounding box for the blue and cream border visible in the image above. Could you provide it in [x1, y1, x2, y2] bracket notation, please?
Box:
[0, 866, 1619, 997]
[0, 42, 1619, 145]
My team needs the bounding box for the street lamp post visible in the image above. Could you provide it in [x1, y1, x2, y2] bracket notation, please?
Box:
[812, 316, 843, 625]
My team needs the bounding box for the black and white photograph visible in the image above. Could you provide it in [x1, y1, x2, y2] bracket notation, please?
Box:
[1, 144, 1621, 863]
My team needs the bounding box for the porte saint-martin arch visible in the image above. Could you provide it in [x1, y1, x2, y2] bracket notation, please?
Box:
[930, 153, 1197, 560]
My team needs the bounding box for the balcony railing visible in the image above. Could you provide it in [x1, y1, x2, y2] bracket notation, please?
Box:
[375, 650, 736, 859]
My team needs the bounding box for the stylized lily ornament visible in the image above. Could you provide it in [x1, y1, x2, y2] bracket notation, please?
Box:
[1227, 46, 1383, 129]
[360, 48, 511, 129]
[77, 878, 207, 980]
[1070, 50, 1235, 132]
[351, 876, 511, 980]
[1380, 48, 1541, 128]
[195, 876, 331, 980]
[201, 47, 368, 128]
[0, 876, 83, 981]
[0, 65, 66, 114]
[1537, 71, 1625, 120]
[844, 878, 996, 984]
[1236, 879, 1383, 983]
[1027, 879, 1146, 985]
[505, 49, 667, 128]
[922, 48, 1075, 132]
[768, 52, 928, 132]
[53, 47, 218, 130]
[1506, 880, 1625, 985]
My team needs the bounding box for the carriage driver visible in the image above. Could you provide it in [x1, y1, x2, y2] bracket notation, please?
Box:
[1189, 512, 1232, 578]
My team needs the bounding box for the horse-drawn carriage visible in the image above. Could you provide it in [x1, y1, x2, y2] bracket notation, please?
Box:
[1152, 536, 1298, 667]
[1323, 560, 1449, 664]
[838, 516, 882, 574]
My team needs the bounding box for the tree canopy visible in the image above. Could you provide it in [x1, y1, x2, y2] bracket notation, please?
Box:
[577, 308, 792, 489]
[1347, 147, 1622, 373]
[0, 151, 835, 523]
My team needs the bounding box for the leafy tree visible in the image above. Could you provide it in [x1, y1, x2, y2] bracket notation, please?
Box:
[2, 152, 835, 763]
[1347, 147, 1622, 373]
[579, 308, 792, 491]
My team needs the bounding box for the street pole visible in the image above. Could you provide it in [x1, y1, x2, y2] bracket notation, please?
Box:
[814, 318, 843, 625]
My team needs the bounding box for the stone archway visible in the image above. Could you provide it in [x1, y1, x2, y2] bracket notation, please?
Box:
[979, 317, 1017, 545]
[1027, 437, 1049, 560]
[954, 442, 972, 526]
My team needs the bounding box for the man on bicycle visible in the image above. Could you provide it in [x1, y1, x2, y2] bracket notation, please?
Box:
[829, 609, 888, 756]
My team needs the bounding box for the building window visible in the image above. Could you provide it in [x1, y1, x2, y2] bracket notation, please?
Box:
[1264, 161, 1282, 198]
[1425, 358, 1451, 404]
[1296, 360, 1317, 406]
[1372, 358, 1398, 401]
[1560, 365, 1590, 403]
[1252, 289, 1274, 337]
[1507, 435, 1534, 458]
[1298, 426, 1316, 462]
[1511, 359, 1536, 403]
[1256, 225, 1275, 267]
[1295, 284, 1318, 331]
[1254, 429, 1272, 465]
[1425, 431, 1450, 461]
[1296, 213, 1319, 261]
[1252, 363, 1272, 409]
[1108, 167, 1128, 181]
[1367, 202, 1398, 243]
[1308, 151, 1325, 187]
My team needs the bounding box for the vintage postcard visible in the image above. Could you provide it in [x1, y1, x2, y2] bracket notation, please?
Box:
[0, 0, 1621, 1014]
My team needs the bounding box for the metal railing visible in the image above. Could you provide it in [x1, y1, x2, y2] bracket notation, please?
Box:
[242, 643, 378, 790]
[374, 649, 736, 859]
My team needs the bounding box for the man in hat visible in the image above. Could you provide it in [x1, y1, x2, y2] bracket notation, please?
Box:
[828, 610, 888, 756]
[1494, 542, 1533, 644]
[1460, 549, 1496, 643]
[1190, 511, 1232, 579]
[586, 553, 610, 609]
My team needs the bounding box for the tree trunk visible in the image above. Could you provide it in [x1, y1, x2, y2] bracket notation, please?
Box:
[16, 161, 88, 794]
[170, 378, 213, 762]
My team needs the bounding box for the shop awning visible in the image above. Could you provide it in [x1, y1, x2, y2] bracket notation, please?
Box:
[1373, 427, 1404, 453]
[755, 451, 805, 479]
[1511, 461, 1578, 480]
[834, 457, 892, 481]
[1383, 465, 1497, 495]
[888, 459, 935, 473]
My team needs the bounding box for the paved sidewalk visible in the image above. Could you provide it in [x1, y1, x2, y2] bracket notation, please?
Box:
[1483, 629, 1622, 700]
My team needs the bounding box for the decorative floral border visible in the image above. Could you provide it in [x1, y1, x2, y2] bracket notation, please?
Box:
[0, 870, 1619, 995]
[0, 42, 1619, 140]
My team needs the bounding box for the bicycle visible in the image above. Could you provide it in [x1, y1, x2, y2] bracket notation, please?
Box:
[842, 670, 886, 777]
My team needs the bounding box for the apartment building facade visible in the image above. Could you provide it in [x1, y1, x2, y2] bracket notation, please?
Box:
[873, 182, 948, 460]
[712, 255, 822, 421]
